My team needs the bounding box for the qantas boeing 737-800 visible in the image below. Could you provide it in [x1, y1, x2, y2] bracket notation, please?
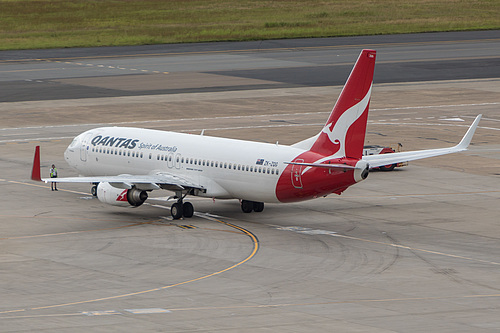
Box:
[31, 49, 482, 219]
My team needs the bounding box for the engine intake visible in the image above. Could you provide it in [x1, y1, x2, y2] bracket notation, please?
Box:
[97, 182, 148, 207]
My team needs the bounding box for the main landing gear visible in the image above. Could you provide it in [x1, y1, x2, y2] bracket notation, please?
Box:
[171, 191, 194, 220]
[241, 200, 264, 213]
[91, 184, 98, 197]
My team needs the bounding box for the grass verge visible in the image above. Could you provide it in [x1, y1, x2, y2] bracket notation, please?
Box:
[1, 0, 499, 50]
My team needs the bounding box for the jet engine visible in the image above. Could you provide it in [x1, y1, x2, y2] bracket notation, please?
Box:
[353, 160, 370, 183]
[96, 182, 148, 207]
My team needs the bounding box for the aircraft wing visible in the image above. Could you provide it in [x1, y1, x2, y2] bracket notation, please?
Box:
[42, 172, 203, 192]
[363, 114, 482, 168]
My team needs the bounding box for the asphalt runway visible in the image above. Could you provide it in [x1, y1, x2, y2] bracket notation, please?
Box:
[1, 32, 500, 332]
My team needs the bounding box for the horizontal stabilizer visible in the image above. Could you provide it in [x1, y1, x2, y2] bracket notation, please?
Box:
[284, 161, 357, 169]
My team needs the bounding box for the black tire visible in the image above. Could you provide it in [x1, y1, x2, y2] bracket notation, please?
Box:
[183, 202, 194, 218]
[241, 200, 253, 213]
[171, 202, 183, 219]
[253, 202, 264, 212]
[91, 184, 98, 197]
[379, 163, 396, 171]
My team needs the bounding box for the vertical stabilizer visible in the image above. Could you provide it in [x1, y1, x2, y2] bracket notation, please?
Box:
[309, 49, 376, 159]
[31, 145, 42, 181]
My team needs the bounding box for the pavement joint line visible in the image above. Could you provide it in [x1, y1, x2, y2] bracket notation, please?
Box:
[337, 190, 500, 199]
[3, 116, 498, 144]
[2, 293, 500, 319]
[2, 102, 498, 131]
[0, 221, 153, 241]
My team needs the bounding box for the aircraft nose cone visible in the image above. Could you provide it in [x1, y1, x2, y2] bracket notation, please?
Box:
[64, 144, 77, 168]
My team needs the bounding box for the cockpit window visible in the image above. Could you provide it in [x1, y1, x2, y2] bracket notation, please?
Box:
[68, 137, 79, 149]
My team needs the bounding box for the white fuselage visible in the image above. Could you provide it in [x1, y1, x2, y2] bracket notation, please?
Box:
[64, 127, 305, 203]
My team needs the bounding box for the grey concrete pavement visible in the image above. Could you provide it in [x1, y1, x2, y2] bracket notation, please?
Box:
[1, 34, 500, 331]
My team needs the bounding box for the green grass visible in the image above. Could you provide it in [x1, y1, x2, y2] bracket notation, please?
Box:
[0, 0, 499, 50]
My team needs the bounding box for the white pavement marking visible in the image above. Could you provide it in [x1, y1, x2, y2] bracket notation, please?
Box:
[125, 308, 171, 314]
[81, 310, 121, 316]
[275, 225, 500, 266]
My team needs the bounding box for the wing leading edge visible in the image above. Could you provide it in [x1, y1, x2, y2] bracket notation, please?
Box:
[363, 114, 482, 168]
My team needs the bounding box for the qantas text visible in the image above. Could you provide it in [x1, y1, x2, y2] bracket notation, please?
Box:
[91, 136, 139, 149]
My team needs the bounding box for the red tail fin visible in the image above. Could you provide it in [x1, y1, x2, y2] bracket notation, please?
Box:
[309, 49, 376, 159]
[31, 145, 42, 181]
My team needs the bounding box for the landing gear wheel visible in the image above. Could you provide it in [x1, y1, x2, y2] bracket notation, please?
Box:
[241, 200, 253, 213]
[253, 202, 264, 212]
[91, 184, 98, 197]
[379, 163, 396, 171]
[171, 202, 183, 220]
[182, 202, 194, 218]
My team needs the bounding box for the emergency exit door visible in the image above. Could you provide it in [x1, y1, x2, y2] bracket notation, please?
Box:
[291, 159, 304, 189]
[80, 133, 92, 162]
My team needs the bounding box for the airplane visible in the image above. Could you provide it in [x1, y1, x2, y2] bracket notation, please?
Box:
[31, 49, 482, 219]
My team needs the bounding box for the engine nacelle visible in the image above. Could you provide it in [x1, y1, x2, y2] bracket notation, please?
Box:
[96, 182, 148, 207]
[353, 160, 370, 183]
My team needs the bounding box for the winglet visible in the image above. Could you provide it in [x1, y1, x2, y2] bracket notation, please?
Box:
[31, 145, 42, 181]
[455, 114, 482, 151]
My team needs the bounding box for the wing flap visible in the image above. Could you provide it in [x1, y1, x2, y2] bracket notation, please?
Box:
[42, 172, 203, 191]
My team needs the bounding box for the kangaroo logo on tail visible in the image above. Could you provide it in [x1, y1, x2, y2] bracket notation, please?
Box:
[310, 50, 376, 159]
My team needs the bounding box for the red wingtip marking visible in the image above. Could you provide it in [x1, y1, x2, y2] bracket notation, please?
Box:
[31, 145, 42, 181]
